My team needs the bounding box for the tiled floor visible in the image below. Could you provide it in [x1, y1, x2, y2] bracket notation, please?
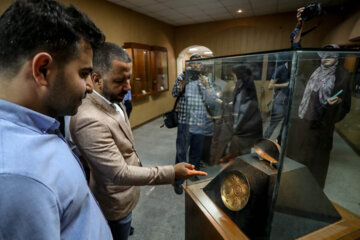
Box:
[325, 131, 360, 216]
[130, 117, 360, 240]
[131, 119, 185, 240]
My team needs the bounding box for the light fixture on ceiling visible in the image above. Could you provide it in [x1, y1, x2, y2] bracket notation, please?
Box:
[204, 51, 213, 55]
[237, 9, 243, 13]
[189, 48, 198, 52]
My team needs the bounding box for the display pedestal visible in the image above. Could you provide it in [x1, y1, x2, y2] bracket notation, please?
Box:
[203, 154, 342, 239]
[184, 179, 360, 240]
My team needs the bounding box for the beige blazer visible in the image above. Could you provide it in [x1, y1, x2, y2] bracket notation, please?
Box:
[70, 93, 175, 220]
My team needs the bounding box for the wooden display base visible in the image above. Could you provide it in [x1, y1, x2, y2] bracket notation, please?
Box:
[184, 180, 360, 240]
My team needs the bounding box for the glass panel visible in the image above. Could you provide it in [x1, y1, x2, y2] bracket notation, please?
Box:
[273, 50, 360, 239]
[184, 52, 291, 178]
[150, 50, 169, 92]
[183, 49, 360, 239]
[132, 48, 151, 96]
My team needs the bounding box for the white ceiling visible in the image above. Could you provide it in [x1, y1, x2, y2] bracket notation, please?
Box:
[107, 0, 350, 26]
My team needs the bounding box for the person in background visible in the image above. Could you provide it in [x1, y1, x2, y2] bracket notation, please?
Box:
[208, 68, 237, 165]
[264, 57, 291, 142]
[223, 64, 263, 161]
[171, 53, 211, 194]
[286, 8, 352, 188]
[0, 0, 112, 239]
[290, 7, 305, 48]
[198, 64, 216, 166]
[70, 42, 207, 240]
[122, 90, 133, 117]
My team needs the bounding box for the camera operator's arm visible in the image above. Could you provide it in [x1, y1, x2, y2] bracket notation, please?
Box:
[291, 7, 305, 48]
[179, 77, 186, 91]
[172, 72, 186, 97]
[200, 74, 209, 89]
[268, 80, 289, 90]
[198, 75, 221, 117]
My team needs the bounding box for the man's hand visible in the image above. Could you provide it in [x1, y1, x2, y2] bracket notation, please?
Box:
[297, 7, 305, 22]
[179, 79, 186, 91]
[268, 80, 275, 90]
[200, 74, 209, 88]
[174, 162, 207, 180]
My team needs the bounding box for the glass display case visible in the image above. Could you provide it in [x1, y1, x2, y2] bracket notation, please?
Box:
[124, 42, 169, 98]
[150, 46, 169, 93]
[182, 49, 360, 239]
[124, 42, 152, 98]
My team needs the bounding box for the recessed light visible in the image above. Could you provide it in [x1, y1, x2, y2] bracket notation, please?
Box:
[237, 9, 243, 13]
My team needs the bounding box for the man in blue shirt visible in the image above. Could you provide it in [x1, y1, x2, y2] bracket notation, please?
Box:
[264, 61, 290, 140]
[0, 1, 112, 239]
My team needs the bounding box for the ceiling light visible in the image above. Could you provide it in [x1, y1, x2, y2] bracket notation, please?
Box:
[237, 9, 243, 13]
[204, 51, 213, 55]
[189, 48, 198, 52]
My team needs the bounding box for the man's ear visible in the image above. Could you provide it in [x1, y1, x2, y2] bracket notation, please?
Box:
[32, 52, 53, 86]
[92, 72, 103, 91]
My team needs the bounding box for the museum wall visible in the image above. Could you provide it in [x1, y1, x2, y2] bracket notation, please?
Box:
[174, 12, 342, 57]
[322, 6, 360, 45]
[0, 0, 177, 128]
[1, 1, 356, 128]
[61, 0, 177, 128]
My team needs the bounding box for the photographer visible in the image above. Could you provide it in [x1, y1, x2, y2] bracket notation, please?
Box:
[291, 3, 322, 48]
[290, 7, 305, 48]
[171, 53, 211, 194]
[286, 6, 352, 188]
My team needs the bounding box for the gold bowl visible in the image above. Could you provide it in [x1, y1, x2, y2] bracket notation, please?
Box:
[254, 138, 281, 164]
[220, 170, 250, 211]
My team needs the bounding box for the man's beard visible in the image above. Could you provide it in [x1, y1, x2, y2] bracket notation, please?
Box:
[45, 70, 84, 117]
[103, 82, 127, 104]
[108, 91, 127, 104]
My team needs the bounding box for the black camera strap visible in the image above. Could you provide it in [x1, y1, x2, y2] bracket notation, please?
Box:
[172, 93, 182, 111]
[301, 16, 323, 37]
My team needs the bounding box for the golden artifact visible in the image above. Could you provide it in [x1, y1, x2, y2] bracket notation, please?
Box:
[254, 138, 281, 164]
[220, 170, 250, 211]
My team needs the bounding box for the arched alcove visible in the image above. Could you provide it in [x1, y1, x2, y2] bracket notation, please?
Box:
[176, 45, 214, 75]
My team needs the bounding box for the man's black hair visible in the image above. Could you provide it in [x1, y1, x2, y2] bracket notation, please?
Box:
[0, 0, 105, 77]
[93, 42, 132, 76]
[232, 64, 257, 99]
[65, 5, 105, 50]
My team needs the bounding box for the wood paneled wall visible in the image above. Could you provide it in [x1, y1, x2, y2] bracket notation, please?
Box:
[322, 7, 360, 45]
[174, 12, 343, 58]
[0, 0, 177, 128]
[1, 0, 358, 128]
[64, 0, 177, 128]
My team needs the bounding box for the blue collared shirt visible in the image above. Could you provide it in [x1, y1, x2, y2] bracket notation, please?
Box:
[0, 99, 112, 240]
[272, 63, 290, 105]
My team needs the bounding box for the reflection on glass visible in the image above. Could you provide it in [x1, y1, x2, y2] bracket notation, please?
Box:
[226, 64, 262, 159]
[182, 49, 360, 239]
[264, 57, 291, 143]
[286, 51, 352, 189]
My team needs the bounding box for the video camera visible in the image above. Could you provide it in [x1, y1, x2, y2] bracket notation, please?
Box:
[184, 69, 201, 82]
[301, 3, 322, 22]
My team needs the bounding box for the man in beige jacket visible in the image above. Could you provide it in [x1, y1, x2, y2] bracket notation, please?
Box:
[70, 42, 206, 240]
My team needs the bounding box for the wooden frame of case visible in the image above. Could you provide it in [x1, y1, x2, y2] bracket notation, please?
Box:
[124, 42, 169, 99]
